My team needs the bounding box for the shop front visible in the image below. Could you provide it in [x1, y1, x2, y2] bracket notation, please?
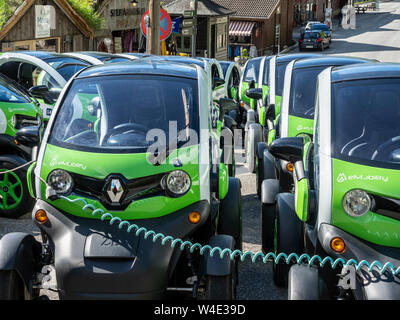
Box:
[0, 0, 94, 53]
[96, 0, 149, 53]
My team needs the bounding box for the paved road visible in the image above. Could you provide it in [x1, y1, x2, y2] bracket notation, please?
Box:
[1, 1, 400, 300]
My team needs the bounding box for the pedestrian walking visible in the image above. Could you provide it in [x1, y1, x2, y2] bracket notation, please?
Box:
[338, 10, 343, 27]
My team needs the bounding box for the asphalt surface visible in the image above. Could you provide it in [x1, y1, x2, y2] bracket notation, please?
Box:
[1, 1, 400, 300]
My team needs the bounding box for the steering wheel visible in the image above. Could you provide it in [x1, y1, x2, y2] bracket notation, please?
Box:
[372, 136, 400, 161]
[304, 107, 315, 117]
[103, 123, 149, 145]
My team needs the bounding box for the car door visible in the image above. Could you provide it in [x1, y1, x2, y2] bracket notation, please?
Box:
[0, 57, 66, 119]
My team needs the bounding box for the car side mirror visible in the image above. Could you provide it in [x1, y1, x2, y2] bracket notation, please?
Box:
[245, 88, 263, 100]
[269, 137, 305, 180]
[219, 98, 239, 114]
[15, 126, 41, 148]
[266, 104, 276, 120]
[29, 85, 50, 99]
[212, 77, 225, 90]
[269, 137, 304, 163]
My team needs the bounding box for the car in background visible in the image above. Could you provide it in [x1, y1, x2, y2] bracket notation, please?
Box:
[67, 51, 138, 64]
[308, 23, 332, 42]
[219, 61, 242, 102]
[299, 30, 330, 51]
[0, 73, 43, 218]
[0, 51, 93, 120]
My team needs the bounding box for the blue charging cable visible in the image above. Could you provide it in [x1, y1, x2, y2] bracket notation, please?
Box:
[59, 196, 400, 276]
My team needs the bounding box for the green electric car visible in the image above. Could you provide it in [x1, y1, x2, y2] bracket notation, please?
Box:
[269, 63, 400, 299]
[258, 56, 374, 213]
[245, 53, 321, 174]
[0, 60, 242, 300]
[0, 73, 42, 218]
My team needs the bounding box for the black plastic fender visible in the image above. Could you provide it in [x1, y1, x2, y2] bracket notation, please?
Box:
[288, 264, 323, 300]
[257, 142, 268, 159]
[218, 177, 242, 250]
[0, 135, 31, 160]
[204, 235, 236, 277]
[0, 233, 42, 294]
[0, 154, 29, 171]
[261, 179, 280, 204]
[247, 123, 262, 173]
[223, 115, 237, 131]
[263, 149, 277, 180]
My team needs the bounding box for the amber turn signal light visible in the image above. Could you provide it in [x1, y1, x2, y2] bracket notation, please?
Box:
[286, 162, 294, 173]
[330, 237, 346, 254]
[35, 210, 48, 224]
[188, 211, 201, 224]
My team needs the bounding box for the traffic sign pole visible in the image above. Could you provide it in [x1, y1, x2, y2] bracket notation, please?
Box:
[149, 0, 160, 55]
[191, 0, 198, 57]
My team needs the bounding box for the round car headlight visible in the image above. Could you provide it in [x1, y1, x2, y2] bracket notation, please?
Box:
[342, 190, 371, 217]
[47, 170, 73, 195]
[164, 170, 191, 197]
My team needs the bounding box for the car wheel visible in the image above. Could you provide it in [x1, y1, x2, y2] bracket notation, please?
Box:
[0, 271, 25, 300]
[272, 193, 304, 288]
[0, 163, 34, 219]
[218, 178, 242, 251]
[261, 203, 275, 253]
[205, 260, 238, 300]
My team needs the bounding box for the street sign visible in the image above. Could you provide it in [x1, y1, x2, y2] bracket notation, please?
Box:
[184, 10, 195, 18]
[182, 27, 193, 36]
[141, 8, 172, 41]
[182, 19, 194, 28]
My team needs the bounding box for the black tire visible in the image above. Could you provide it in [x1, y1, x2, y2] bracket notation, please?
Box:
[261, 203, 275, 254]
[205, 260, 237, 300]
[0, 270, 25, 300]
[218, 178, 242, 251]
[0, 162, 34, 219]
[256, 157, 263, 198]
[272, 194, 304, 288]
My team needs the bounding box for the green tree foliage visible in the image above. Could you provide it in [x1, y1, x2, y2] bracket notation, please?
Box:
[0, 0, 104, 31]
[0, 0, 24, 30]
[67, 0, 104, 30]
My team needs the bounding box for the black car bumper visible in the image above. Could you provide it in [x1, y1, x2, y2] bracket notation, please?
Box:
[33, 199, 211, 300]
[318, 223, 400, 300]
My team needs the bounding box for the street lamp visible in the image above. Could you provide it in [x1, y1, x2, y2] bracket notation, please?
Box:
[130, 0, 138, 7]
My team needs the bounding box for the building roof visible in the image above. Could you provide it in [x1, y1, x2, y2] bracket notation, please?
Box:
[0, 0, 95, 41]
[211, 0, 280, 19]
[164, 0, 234, 17]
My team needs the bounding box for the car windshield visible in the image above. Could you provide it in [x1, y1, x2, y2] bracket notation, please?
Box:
[49, 75, 199, 153]
[311, 24, 329, 31]
[0, 76, 31, 103]
[243, 58, 261, 83]
[275, 62, 290, 96]
[220, 62, 230, 78]
[332, 78, 400, 169]
[304, 32, 319, 39]
[289, 66, 326, 119]
[45, 57, 90, 81]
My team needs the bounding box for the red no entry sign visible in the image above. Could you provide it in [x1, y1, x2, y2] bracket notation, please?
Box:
[141, 8, 172, 41]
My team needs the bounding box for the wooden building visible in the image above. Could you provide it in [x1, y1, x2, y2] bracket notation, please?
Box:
[0, 0, 94, 53]
[164, 0, 233, 60]
[213, 0, 295, 58]
[95, 0, 149, 53]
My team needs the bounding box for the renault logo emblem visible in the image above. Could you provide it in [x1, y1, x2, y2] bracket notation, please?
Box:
[106, 178, 125, 204]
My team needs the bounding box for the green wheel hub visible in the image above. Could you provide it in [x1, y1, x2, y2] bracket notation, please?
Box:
[0, 170, 23, 211]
